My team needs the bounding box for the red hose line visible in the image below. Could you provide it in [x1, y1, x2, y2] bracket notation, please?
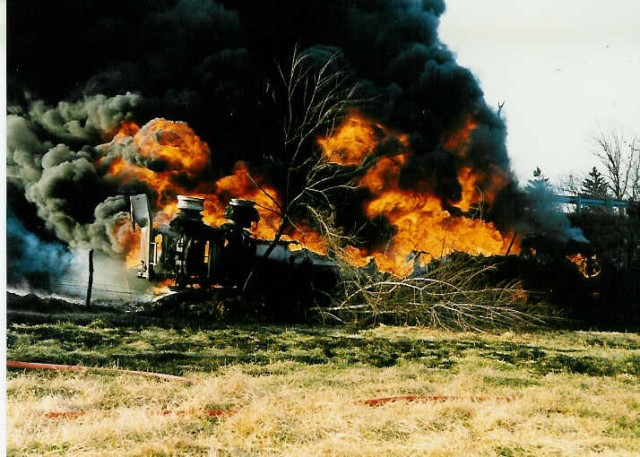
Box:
[8, 361, 84, 372]
[9, 360, 512, 420]
[7, 360, 198, 383]
[44, 411, 87, 419]
[358, 395, 513, 406]
[157, 409, 236, 417]
[42, 409, 237, 420]
[38, 396, 511, 420]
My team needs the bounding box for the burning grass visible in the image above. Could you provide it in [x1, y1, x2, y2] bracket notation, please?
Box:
[6, 309, 640, 456]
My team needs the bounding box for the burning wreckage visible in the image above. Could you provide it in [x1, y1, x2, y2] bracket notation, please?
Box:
[7, 1, 639, 328]
[130, 193, 339, 304]
[107, 114, 625, 316]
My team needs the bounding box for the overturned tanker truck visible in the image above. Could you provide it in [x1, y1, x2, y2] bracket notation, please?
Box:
[129, 194, 339, 308]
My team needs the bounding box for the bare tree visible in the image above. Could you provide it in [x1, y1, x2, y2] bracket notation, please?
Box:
[248, 46, 365, 258]
[242, 48, 544, 330]
[592, 126, 640, 200]
[559, 172, 582, 196]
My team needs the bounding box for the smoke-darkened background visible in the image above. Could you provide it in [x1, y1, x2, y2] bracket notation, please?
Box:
[7, 0, 533, 289]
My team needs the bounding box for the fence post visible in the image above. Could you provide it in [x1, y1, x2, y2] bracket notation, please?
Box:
[86, 249, 94, 309]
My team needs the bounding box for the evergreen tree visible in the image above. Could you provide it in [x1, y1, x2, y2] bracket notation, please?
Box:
[527, 166, 552, 191]
[581, 167, 609, 199]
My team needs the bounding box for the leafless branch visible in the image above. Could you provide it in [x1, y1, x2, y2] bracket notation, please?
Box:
[592, 125, 640, 200]
[246, 172, 284, 215]
[315, 256, 546, 331]
[256, 46, 365, 259]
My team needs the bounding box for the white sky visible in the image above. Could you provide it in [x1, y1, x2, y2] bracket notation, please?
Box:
[439, 0, 640, 186]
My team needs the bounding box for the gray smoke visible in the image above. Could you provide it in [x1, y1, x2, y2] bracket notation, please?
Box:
[7, 93, 139, 254]
[25, 93, 141, 143]
[525, 181, 587, 243]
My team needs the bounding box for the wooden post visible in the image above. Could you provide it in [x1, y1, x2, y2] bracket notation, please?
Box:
[86, 249, 94, 309]
[505, 232, 518, 256]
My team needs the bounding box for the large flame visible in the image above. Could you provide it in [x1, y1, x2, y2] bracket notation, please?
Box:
[317, 110, 380, 165]
[105, 119, 211, 210]
[443, 116, 477, 155]
[102, 118, 328, 262]
[104, 112, 517, 278]
[319, 111, 518, 276]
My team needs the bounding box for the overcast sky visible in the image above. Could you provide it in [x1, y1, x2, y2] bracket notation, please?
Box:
[439, 0, 640, 185]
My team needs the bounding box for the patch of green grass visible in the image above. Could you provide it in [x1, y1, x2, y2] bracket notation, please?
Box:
[29, 443, 74, 455]
[483, 375, 540, 389]
[541, 353, 640, 377]
[494, 445, 537, 457]
[605, 416, 640, 439]
[7, 319, 640, 380]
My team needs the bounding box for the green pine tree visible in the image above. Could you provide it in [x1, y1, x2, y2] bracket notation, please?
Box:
[581, 167, 609, 199]
[527, 166, 552, 191]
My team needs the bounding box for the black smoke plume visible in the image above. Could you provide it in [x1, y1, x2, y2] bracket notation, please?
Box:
[6, 0, 579, 288]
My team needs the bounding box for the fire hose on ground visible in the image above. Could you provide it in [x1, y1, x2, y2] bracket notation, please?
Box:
[7, 360, 513, 419]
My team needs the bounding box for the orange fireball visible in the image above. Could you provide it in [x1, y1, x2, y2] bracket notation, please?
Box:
[317, 110, 380, 165]
[104, 111, 517, 277]
[103, 118, 328, 262]
[317, 110, 517, 276]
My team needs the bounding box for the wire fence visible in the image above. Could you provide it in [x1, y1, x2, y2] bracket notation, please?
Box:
[46, 280, 154, 301]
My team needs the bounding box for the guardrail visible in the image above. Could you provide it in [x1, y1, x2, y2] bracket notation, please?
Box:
[552, 195, 632, 214]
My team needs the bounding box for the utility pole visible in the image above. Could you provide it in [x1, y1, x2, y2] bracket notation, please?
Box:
[86, 249, 94, 309]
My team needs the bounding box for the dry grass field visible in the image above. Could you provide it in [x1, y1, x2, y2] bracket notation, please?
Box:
[6, 301, 640, 456]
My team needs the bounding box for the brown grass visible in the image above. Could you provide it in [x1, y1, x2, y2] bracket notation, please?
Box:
[7, 327, 640, 456]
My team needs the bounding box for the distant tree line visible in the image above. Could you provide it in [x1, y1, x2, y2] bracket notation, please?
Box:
[561, 127, 639, 202]
[525, 127, 639, 330]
